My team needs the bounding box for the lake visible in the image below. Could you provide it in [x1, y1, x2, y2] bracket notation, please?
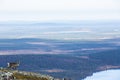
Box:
[83, 69, 120, 80]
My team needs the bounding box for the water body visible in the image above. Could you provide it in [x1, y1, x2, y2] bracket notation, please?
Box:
[83, 69, 120, 80]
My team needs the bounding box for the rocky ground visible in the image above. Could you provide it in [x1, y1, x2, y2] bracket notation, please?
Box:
[0, 68, 56, 80]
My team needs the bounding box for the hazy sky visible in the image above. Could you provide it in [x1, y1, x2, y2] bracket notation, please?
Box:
[0, 0, 120, 21]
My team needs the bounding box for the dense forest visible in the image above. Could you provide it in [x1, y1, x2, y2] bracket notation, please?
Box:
[0, 38, 120, 80]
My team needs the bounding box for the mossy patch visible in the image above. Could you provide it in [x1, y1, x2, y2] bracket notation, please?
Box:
[13, 73, 48, 80]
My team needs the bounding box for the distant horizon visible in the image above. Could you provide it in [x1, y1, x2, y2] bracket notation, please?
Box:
[0, 20, 120, 24]
[0, 21, 120, 40]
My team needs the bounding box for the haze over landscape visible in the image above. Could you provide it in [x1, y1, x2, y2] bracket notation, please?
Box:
[0, 21, 120, 40]
[0, 0, 120, 80]
[0, 0, 120, 40]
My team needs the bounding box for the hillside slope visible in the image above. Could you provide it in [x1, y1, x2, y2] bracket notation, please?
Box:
[0, 69, 54, 80]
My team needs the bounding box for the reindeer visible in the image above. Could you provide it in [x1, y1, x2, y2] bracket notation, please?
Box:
[7, 61, 20, 70]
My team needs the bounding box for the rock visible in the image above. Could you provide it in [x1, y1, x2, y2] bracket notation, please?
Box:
[0, 69, 56, 80]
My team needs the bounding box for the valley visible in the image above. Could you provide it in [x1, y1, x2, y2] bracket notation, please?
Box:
[0, 38, 120, 80]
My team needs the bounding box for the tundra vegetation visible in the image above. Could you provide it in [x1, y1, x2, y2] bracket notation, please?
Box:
[0, 68, 54, 80]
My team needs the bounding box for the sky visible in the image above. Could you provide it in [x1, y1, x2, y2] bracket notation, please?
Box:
[0, 0, 120, 21]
